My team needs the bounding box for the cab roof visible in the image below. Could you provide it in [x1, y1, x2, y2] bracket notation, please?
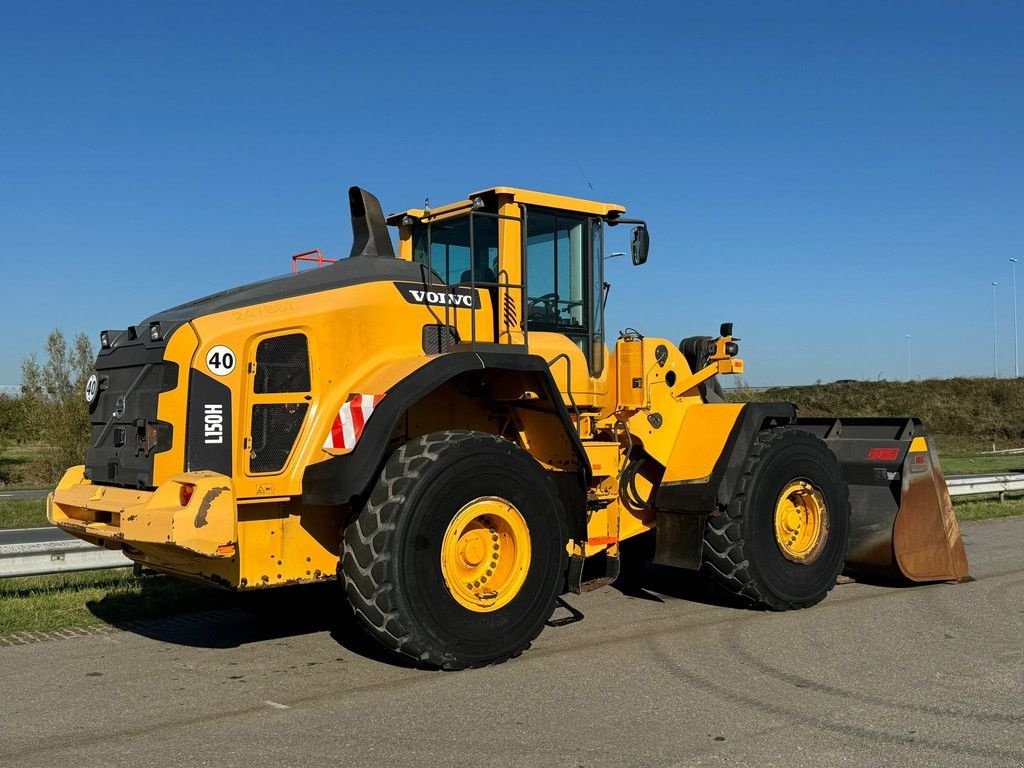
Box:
[385, 186, 626, 225]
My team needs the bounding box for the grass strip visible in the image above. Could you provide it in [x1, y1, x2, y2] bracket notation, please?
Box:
[0, 499, 48, 530]
[952, 495, 1024, 522]
[940, 454, 1024, 476]
[0, 569, 236, 636]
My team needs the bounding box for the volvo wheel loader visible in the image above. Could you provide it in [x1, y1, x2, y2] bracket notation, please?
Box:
[49, 185, 969, 669]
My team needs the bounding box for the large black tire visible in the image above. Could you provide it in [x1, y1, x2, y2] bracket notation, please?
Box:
[341, 430, 568, 669]
[701, 427, 850, 610]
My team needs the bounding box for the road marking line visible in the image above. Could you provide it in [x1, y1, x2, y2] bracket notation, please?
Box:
[263, 700, 291, 710]
[2, 527, 62, 534]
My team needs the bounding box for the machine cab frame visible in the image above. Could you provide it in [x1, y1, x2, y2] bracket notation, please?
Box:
[388, 188, 630, 380]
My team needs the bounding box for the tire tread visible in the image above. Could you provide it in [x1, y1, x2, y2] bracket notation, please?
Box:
[700, 426, 846, 610]
[341, 430, 561, 669]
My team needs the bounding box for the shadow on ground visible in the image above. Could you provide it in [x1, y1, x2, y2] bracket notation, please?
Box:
[85, 579, 409, 666]
[617, 563, 754, 609]
[84, 552, 906, 668]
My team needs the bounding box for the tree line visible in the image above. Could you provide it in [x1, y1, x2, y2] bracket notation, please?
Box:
[0, 330, 93, 485]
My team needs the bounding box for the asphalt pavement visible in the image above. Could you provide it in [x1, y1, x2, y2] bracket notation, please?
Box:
[0, 527, 69, 546]
[0, 517, 1022, 768]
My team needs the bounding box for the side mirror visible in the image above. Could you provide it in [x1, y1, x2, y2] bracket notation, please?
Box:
[630, 226, 649, 266]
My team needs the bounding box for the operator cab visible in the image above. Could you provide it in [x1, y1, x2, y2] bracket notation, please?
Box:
[388, 187, 649, 379]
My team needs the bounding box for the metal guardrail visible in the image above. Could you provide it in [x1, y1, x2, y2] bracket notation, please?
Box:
[0, 489, 133, 577]
[945, 473, 1024, 498]
[0, 473, 1019, 579]
[0, 529, 131, 578]
[0, 489, 51, 501]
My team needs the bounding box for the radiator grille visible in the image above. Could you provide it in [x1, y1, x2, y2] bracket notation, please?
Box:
[84, 343, 178, 489]
[249, 403, 308, 474]
[254, 334, 310, 394]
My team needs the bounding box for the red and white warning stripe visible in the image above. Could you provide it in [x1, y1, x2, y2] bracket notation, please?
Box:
[323, 394, 385, 451]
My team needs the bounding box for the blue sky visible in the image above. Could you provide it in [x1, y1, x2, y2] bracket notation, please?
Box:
[1, 1, 1021, 385]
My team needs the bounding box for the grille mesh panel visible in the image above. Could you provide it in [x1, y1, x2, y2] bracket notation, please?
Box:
[255, 334, 310, 393]
[422, 324, 460, 354]
[249, 403, 308, 474]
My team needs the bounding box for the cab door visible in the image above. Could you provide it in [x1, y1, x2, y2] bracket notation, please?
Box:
[523, 208, 608, 404]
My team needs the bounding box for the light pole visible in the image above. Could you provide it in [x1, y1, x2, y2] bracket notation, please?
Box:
[905, 333, 911, 380]
[1012, 258, 1019, 377]
[993, 281, 999, 378]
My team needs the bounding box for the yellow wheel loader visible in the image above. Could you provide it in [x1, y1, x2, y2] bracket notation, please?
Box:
[49, 185, 969, 669]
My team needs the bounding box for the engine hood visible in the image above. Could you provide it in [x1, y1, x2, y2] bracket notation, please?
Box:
[147, 257, 438, 326]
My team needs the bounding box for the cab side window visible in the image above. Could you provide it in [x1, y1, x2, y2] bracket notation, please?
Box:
[412, 215, 499, 285]
[525, 211, 587, 334]
[525, 208, 605, 376]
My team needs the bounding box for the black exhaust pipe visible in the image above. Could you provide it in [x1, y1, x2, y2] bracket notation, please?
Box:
[347, 186, 395, 259]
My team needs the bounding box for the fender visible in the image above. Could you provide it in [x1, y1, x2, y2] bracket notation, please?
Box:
[654, 402, 797, 513]
[301, 350, 591, 509]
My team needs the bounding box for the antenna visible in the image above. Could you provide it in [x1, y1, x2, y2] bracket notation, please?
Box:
[570, 149, 594, 192]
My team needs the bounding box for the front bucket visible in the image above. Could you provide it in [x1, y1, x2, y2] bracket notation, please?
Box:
[796, 419, 969, 583]
[890, 439, 969, 582]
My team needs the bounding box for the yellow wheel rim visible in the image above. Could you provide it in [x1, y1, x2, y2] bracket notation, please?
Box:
[774, 480, 828, 563]
[440, 497, 531, 613]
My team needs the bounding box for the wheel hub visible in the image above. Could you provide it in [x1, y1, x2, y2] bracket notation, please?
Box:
[774, 480, 828, 563]
[441, 497, 531, 612]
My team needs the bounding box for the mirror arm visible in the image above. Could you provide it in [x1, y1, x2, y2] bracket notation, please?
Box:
[607, 217, 647, 228]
